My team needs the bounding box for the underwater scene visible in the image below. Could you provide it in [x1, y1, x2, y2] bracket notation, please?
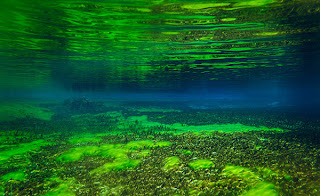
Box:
[1, 0, 320, 195]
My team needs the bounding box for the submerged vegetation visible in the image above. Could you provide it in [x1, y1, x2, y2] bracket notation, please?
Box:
[0, 99, 319, 195]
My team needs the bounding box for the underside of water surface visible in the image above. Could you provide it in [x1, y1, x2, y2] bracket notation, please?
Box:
[0, 0, 320, 195]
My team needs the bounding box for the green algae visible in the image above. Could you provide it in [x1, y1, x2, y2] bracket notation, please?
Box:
[255, 145, 262, 150]
[0, 139, 52, 164]
[223, 165, 257, 179]
[99, 144, 129, 159]
[126, 115, 289, 134]
[45, 181, 75, 196]
[57, 140, 171, 175]
[153, 141, 172, 147]
[0, 102, 53, 121]
[57, 140, 171, 163]
[182, 149, 193, 155]
[169, 123, 288, 133]
[256, 167, 292, 181]
[181, 3, 230, 10]
[125, 140, 154, 149]
[242, 182, 278, 196]
[189, 159, 214, 170]
[163, 156, 180, 170]
[0, 171, 25, 182]
[137, 150, 151, 158]
[56, 146, 99, 162]
[223, 165, 278, 196]
[125, 140, 172, 149]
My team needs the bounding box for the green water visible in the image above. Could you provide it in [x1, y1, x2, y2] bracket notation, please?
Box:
[1, 0, 318, 90]
[1, 0, 320, 195]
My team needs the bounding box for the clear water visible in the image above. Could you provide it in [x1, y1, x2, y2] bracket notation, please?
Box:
[0, 0, 320, 195]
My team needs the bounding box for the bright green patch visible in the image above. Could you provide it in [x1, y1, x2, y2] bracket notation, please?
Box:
[234, 0, 278, 8]
[0, 140, 52, 164]
[221, 18, 237, 22]
[189, 159, 214, 170]
[137, 150, 151, 158]
[223, 165, 278, 195]
[45, 182, 75, 196]
[99, 144, 129, 159]
[0, 171, 25, 182]
[181, 3, 230, 9]
[169, 123, 288, 133]
[153, 141, 172, 147]
[241, 182, 278, 196]
[125, 140, 154, 149]
[125, 140, 172, 149]
[163, 156, 180, 170]
[255, 145, 262, 150]
[223, 165, 257, 179]
[256, 167, 292, 180]
[56, 146, 99, 162]
[127, 115, 289, 134]
[182, 150, 193, 155]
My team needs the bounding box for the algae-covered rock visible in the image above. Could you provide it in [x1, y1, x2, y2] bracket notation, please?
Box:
[0, 139, 52, 164]
[56, 146, 99, 162]
[154, 141, 172, 147]
[223, 165, 257, 179]
[57, 140, 172, 175]
[136, 150, 151, 158]
[223, 165, 278, 196]
[0, 171, 25, 182]
[125, 140, 155, 149]
[241, 182, 278, 196]
[99, 144, 129, 159]
[182, 150, 193, 155]
[163, 156, 180, 170]
[45, 181, 75, 196]
[189, 159, 214, 170]
[256, 167, 292, 181]
[125, 140, 172, 149]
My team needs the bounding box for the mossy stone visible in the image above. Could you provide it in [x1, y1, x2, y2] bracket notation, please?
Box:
[189, 159, 214, 170]
[56, 146, 99, 162]
[125, 140, 172, 150]
[125, 140, 154, 149]
[154, 141, 172, 147]
[241, 182, 278, 196]
[138, 150, 151, 157]
[223, 165, 257, 179]
[182, 150, 193, 155]
[45, 183, 75, 196]
[0, 171, 25, 182]
[0, 139, 51, 164]
[163, 156, 180, 170]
